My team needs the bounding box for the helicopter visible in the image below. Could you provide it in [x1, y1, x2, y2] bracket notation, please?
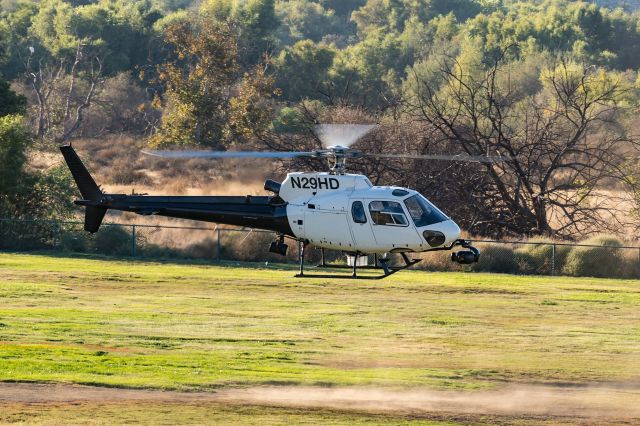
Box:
[60, 124, 503, 279]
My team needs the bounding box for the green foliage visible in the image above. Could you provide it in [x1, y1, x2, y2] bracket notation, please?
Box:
[3, 0, 160, 78]
[271, 106, 308, 133]
[0, 79, 26, 117]
[471, 245, 518, 273]
[92, 225, 132, 255]
[274, 40, 335, 100]
[352, 0, 482, 35]
[149, 19, 239, 148]
[226, 63, 280, 142]
[465, 0, 640, 69]
[514, 239, 571, 275]
[318, 0, 365, 18]
[276, 0, 341, 44]
[562, 235, 628, 278]
[201, 0, 279, 66]
[0, 115, 30, 200]
[0, 115, 74, 220]
[59, 229, 88, 252]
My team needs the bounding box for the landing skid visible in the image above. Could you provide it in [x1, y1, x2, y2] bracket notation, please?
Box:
[294, 244, 421, 280]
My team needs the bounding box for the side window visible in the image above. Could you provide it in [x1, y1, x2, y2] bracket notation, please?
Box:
[351, 201, 367, 224]
[368, 201, 409, 226]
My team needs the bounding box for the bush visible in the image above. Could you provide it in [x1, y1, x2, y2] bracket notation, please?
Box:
[417, 250, 463, 272]
[562, 235, 627, 278]
[59, 231, 88, 253]
[472, 245, 519, 274]
[185, 237, 219, 259]
[92, 226, 132, 256]
[514, 239, 571, 275]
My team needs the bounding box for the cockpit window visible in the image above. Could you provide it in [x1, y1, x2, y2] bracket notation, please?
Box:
[369, 201, 408, 226]
[404, 195, 448, 227]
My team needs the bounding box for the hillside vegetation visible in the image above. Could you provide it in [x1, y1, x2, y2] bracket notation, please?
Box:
[2, 0, 640, 238]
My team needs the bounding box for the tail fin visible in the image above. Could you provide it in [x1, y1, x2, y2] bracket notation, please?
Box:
[84, 205, 107, 233]
[60, 145, 102, 201]
[60, 145, 106, 233]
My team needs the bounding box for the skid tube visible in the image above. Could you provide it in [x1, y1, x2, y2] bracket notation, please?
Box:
[292, 239, 478, 280]
[294, 244, 422, 280]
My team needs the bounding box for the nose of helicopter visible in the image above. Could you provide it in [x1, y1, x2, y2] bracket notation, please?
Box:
[420, 220, 461, 247]
[443, 219, 462, 245]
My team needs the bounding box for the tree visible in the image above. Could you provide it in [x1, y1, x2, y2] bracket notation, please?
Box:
[405, 46, 638, 238]
[22, 40, 105, 142]
[274, 40, 335, 100]
[149, 19, 239, 148]
[327, 30, 407, 107]
[200, 0, 279, 66]
[276, 0, 341, 45]
[150, 18, 279, 148]
[237, 0, 279, 64]
[0, 114, 74, 220]
[0, 78, 26, 116]
[227, 62, 280, 142]
[7, 0, 162, 143]
[318, 0, 366, 18]
[351, 0, 482, 35]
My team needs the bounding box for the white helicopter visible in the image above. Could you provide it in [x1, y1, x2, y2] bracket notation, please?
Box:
[61, 125, 499, 279]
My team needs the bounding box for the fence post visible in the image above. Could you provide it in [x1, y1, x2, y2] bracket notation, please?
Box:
[216, 228, 221, 261]
[54, 220, 61, 249]
[551, 244, 556, 276]
[131, 225, 136, 257]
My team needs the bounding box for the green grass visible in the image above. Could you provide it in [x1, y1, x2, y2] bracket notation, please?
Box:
[0, 252, 639, 424]
[0, 253, 639, 390]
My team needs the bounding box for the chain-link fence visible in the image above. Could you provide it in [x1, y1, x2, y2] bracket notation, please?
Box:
[1, 218, 639, 279]
[417, 239, 640, 278]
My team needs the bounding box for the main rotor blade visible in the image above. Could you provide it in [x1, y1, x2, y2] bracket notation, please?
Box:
[142, 150, 316, 159]
[369, 153, 512, 163]
[315, 124, 377, 149]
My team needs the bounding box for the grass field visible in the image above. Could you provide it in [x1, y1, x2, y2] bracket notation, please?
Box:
[0, 253, 639, 424]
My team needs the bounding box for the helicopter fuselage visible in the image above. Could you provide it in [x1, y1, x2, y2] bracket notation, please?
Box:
[281, 173, 461, 254]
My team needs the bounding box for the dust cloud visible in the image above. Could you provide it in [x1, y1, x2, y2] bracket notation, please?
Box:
[215, 383, 640, 419]
[2, 382, 639, 420]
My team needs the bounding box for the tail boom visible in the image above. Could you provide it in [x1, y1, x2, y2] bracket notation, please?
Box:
[60, 145, 294, 236]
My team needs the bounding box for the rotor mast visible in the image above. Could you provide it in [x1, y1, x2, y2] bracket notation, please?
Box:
[326, 145, 354, 175]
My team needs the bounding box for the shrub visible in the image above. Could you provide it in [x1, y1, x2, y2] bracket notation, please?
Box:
[471, 244, 519, 274]
[515, 238, 571, 275]
[417, 250, 463, 272]
[185, 237, 219, 259]
[562, 235, 627, 278]
[59, 231, 88, 253]
[92, 225, 132, 256]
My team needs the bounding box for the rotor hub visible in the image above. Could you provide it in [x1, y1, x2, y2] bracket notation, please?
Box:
[312, 146, 364, 175]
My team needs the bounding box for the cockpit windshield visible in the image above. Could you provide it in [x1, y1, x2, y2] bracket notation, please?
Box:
[404, 194, 448, 227]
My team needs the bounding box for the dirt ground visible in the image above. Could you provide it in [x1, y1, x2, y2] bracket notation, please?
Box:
[1, 381, 639, 422]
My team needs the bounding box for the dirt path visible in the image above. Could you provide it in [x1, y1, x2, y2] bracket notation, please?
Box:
[1, 382, 639, 420]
